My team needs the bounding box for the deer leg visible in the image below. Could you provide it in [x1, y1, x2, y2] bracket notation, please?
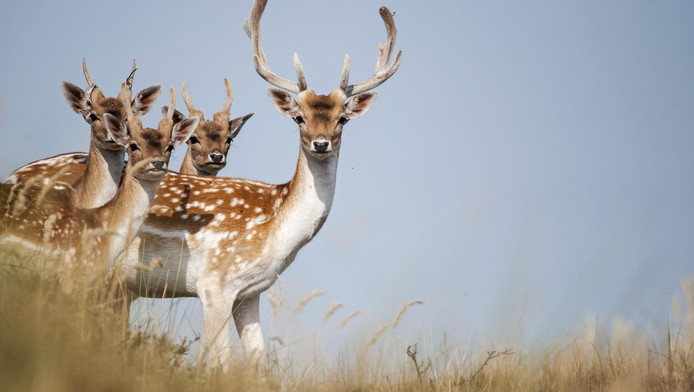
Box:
[198, 286, 236, 371]
[233, 294, 266, 367]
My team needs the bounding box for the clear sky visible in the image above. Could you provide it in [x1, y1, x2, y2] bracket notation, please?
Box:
[1, 0, 693, 355]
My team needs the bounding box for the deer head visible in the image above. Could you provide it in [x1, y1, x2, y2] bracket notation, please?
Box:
[103, 84, 199, 182]
[61, 59, 163, 151]
[244, 0, 400, 160]
[162, 79, 253, 176]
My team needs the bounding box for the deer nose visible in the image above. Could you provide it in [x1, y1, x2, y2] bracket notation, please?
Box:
[313, 141, 330, 152]
[151, 161, 166, 170]
[210, 153, 224, 163]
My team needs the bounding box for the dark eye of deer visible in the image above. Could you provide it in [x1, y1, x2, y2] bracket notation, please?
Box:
[129, 143, 140, 152]
[294, 116, 305, 125]
[189, 136, 200, 144]
[88, 113, 99, 122]
[338, 116, 348, 125]
[166, 145, 175, 153]
[226, 137, 233, 144]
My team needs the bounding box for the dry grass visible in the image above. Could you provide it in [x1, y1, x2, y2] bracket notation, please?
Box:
[1, 255, 694, 391]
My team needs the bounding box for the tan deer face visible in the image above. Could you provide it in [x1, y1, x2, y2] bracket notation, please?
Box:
[165, 107, 253, 175]
[103, 111, 199, 181]
[267, 88, 377, 159]
[165, 79, 253, 175]
[62, 82, 162, 151]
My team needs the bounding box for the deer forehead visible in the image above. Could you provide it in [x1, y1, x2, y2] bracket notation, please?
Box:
[298, 89, 346, 118]
[195, 122, 226, 143]
[95, 97, 125, 118]
[133, 128, 169, 150]
[297, 90, 347, 137]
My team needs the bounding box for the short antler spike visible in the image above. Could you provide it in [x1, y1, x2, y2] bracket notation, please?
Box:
[221, 78, 233, 114]
[125, 59, 137, 90]
[166, 88, 176, 120]
[181, 82, 204, 120]
[120, 83, 134, 119]
[213, 78, 235, 126]
[82, 58, 94, 88]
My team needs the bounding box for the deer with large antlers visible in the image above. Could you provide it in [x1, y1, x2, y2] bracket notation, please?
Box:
[114, 0, 399, 367]
[6, 60, 162, 209]
[166, 79, 253, 176]
[2, 0, 400, 369]
[0, 85, 198, 282]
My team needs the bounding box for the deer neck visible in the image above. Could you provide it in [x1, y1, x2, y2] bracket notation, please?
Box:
[179, 151, 218, 176]
[92, 168, 161, 264]
[269, 148, 338, 269]
[73, 137, 124, 208]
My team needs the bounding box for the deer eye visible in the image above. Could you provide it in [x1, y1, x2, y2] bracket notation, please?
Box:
[189, 136, 200, 144]
[88, 113, 99, 122]
[226, 137, 233, 144]
[338, 116, 348, 125]
[294, 115, 305, 125]
[129, 143, 140, 152]
[166, 145, 175, 153]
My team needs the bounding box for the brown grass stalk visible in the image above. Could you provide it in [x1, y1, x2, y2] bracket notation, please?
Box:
[293, 290, 325, 316]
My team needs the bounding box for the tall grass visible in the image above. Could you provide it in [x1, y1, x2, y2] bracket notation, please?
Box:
[1, 256, 693, 391]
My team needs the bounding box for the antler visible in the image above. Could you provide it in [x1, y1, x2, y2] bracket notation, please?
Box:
[82, 58, 94, 88]
[165, 88, 176, 121]
[341, 6, 402, 97]
[125, 59, 137, 90]
[213, 78, 234, 125]
[181, 82, 205, 120]
[82, 58, 100, 100]
[243, 0, 307, 94]
[119, 82, 135, 123]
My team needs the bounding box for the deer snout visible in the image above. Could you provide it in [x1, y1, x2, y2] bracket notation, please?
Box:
[150, 160, 167, 170]
[313, 140, 330, 153]
[209, 153, 225, 163]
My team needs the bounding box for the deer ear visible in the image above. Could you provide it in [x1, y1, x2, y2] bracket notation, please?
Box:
[103, 113, 129, 147]
[62, 81, 91, 116]
[171, 117, 200, 147]
[131, 84, 163, 116]
[228, 113, 253, 140]
[345, 91, 378, 120]
[161, 106, 187, 124]
[267, 88, 299, 117]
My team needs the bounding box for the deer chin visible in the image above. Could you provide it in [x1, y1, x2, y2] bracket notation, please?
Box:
[308, 150, 334, 160]
[137, 168, 168, 181]
[204, 162, 225, 171]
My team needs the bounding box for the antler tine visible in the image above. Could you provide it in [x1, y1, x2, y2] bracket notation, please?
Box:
[339, 54, 351, 91]
[220, 78, 233, 114]
[293, 53, 308, 92]
[344, 6, 402, 97]
[125, 59, 137, 90]
[82, 58, 94, 88]
[375, 7, 396, 72]
[246, 0, 302, 94]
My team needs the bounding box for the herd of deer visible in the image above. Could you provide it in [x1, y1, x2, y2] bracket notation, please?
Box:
[0, 0, 401, 370]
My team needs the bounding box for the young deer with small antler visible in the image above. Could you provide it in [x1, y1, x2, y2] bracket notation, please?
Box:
[7, 60, 162, 209]
[108, 0, 400, 368]
[0, 85, 198, 281]
[166, 79, 253, 176]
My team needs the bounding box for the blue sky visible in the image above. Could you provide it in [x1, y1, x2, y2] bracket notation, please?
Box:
[1, 0, 693, 354]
